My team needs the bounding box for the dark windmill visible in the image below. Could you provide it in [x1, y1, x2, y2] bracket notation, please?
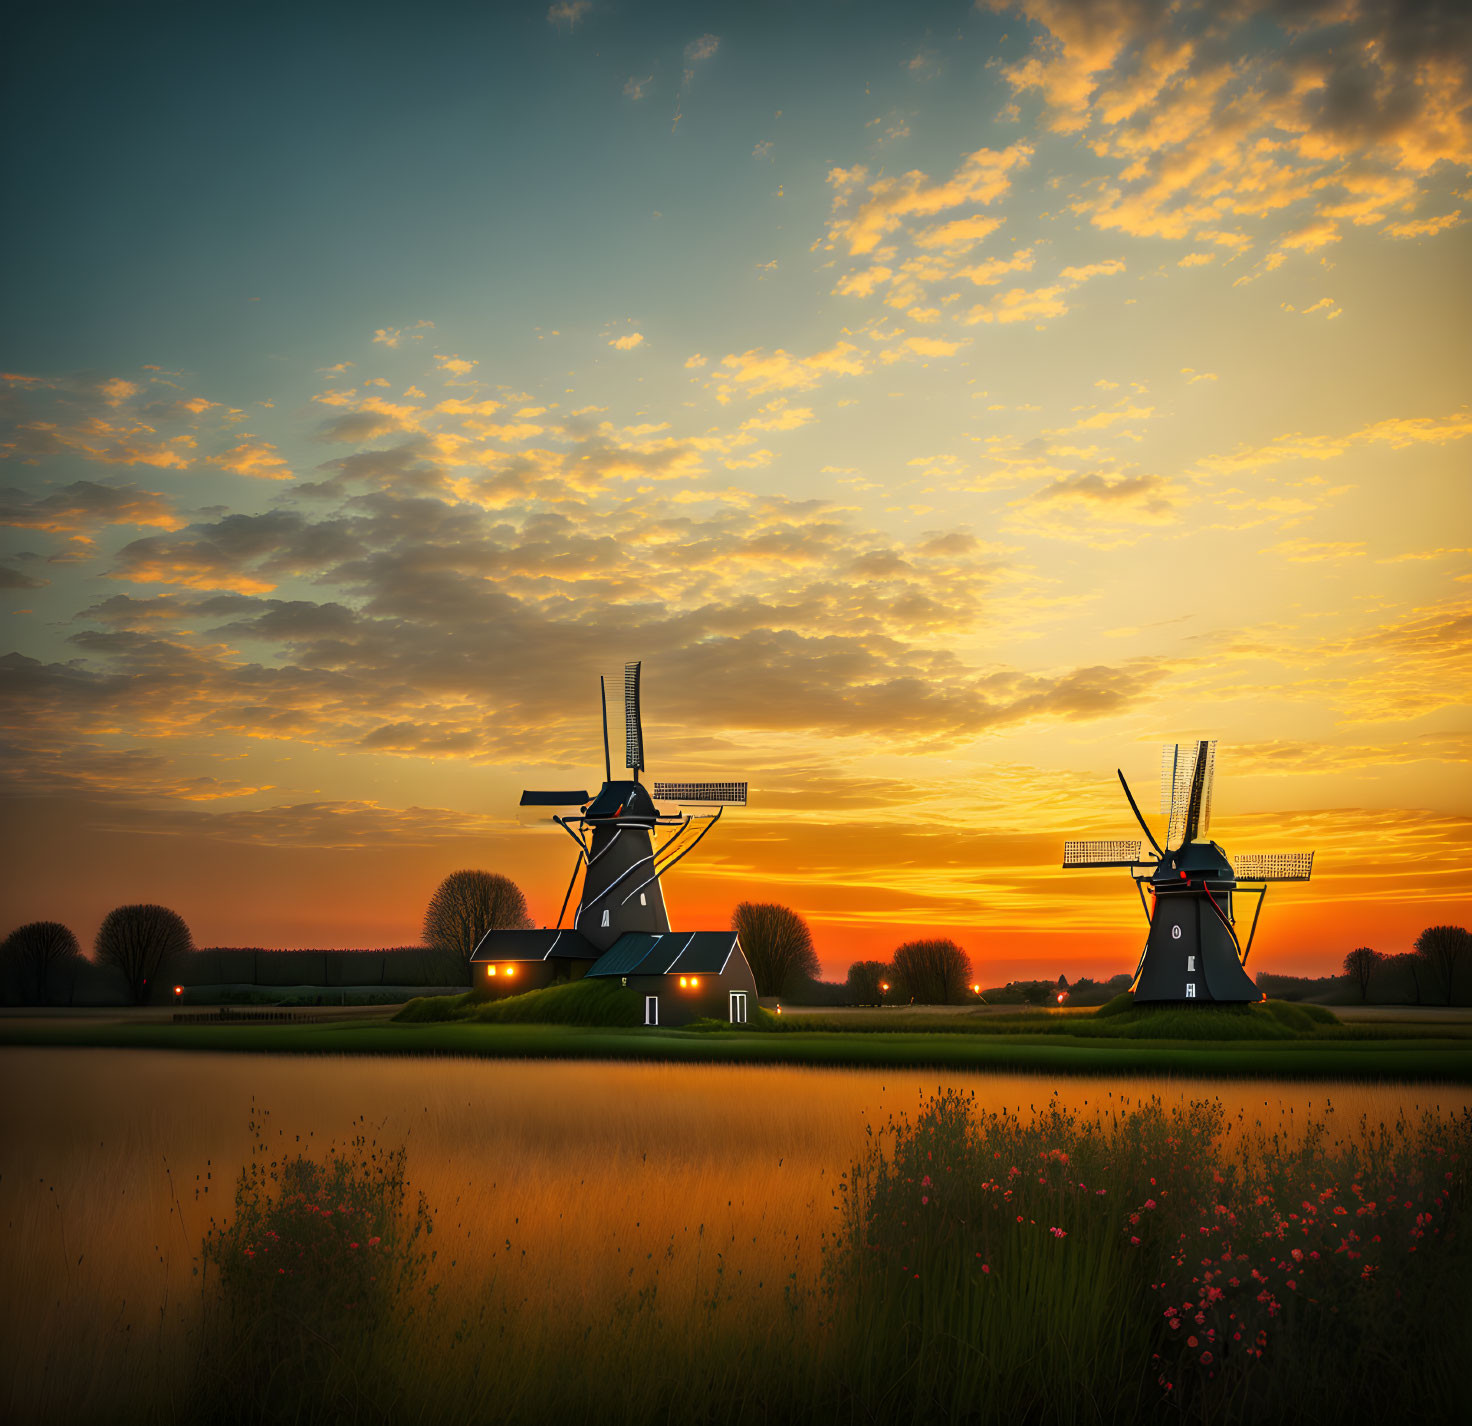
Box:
[1062, 741, 1315, 1003]
[470, 662, 760, 1027]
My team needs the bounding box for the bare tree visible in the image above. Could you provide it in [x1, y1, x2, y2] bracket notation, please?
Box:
[732, 902, 819, 996]
[1387, 950, 1423, 1005]
[1, 921, 82, 1005]
[95, 905, 193, 1004]
[1342, 946, 1382, 1004]
[423, 871, 532, 981]
[1414, 925, 1471, 1006]
[845, 959, 888, 1006]
[890, 939, 973, 1005]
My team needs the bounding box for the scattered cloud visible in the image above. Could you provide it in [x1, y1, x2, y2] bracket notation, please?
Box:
[547, 2, 591, 30]
[710, 342, 868, 401]
[1385, 211, 1464, 238]
[1269, 539, 1368, 563]
[210, 439, 293, 480]
[985, 0, 1472, 263]
[684, 34, 719, 65]
[371, 321, 433, 348]
[0, 480, 184, 532]
[823, 143, 1032, 257]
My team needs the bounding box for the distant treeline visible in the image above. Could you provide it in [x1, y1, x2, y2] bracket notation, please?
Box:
[0, 939, 465, 1007]
[187, 947, 456, 988]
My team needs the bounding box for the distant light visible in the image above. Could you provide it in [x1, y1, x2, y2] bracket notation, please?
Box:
[776, 1006, 782, 1015]
[488, 966, 497, 976]
[174, 985, 183, 996]
[691, 977, 700, 988]
[505, 965, 515, 978]
[679, 975, 688, 987]
[880, 982, 889, 993]
[1057, 992, 1066, 1004]
[971, 984, 980, 994]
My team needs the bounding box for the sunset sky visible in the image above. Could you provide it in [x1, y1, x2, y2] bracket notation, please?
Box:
[2, 0, 1469, 982]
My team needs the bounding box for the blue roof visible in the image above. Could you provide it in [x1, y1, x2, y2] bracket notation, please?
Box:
[586, 931, 739, 978]
[469, 928, 598, 963]
[584, 933, 665, 977]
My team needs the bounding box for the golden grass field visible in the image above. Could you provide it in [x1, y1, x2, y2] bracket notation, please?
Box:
[3, 1049, 1470, 1423]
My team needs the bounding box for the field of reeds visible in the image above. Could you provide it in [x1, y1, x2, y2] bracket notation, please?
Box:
[2, 1049, 1469, 1425]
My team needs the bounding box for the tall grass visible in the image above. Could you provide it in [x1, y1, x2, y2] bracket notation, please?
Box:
[3, 1050, 1469, 1424]
[836, 1087, 1472, 1423]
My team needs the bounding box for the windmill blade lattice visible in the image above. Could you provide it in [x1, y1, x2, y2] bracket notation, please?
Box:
[1161, 741, 1216, 849]
[1230, 852, 1314, 882]
[653, 781, 748, 806]
[624, 660, 645, 773]
[1063, 839, 1144, 867]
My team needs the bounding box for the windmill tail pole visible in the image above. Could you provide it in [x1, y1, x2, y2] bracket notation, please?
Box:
[1117, 770, 1164, 856]
[1241, 886, 1268, 965]
[600, 676, 612, 782]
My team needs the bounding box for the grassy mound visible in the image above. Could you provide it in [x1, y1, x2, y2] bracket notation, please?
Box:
[396, 978, 642, 1028]
[1094, 999, 1339, 1041]
[397, 979, 780, 1031]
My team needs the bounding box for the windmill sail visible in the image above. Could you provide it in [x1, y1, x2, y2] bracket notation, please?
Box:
[520, 790, 590, 806]
[624, 661, 645, 773]
[1161, 741, 1216, 849]
[1062, 839, 1144, 867]
[653, 781, 748, 805]
[1231, 852, 1314, 882]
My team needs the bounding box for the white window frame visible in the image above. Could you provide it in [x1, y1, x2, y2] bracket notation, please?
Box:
[729, 991, 748, 1024]
[1185, 983, 1197, 999]
[644, 995, 659, 1026]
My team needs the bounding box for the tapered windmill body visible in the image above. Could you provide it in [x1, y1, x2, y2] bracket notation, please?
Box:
[1063, 741, 1315, 1004]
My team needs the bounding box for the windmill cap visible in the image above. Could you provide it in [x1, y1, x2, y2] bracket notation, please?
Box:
[1154, 839, 1233, 881]
[585, 780, 657, 821]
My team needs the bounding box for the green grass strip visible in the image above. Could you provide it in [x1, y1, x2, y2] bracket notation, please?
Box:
[3, 1017, 1471, 1081]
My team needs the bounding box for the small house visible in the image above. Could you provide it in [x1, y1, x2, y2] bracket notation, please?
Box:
[470, 928, 757, 1027]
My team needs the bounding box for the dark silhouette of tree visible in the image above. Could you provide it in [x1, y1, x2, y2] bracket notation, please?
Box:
[845, 959, 888, 1005]
[423, 871, 532, 981]
[1, 921, 82, 1005]
[1414, 925, 1471, 1006]
[95, 904, 193, 1005]
[1342, 946, 1382, 1003]
[732, 902, 820, 996]
[889, 938, 972, 1004]
[1387, 951, 1423, 1004]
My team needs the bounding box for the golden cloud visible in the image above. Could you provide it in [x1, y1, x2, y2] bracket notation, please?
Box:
[210, 440, 293, 480]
